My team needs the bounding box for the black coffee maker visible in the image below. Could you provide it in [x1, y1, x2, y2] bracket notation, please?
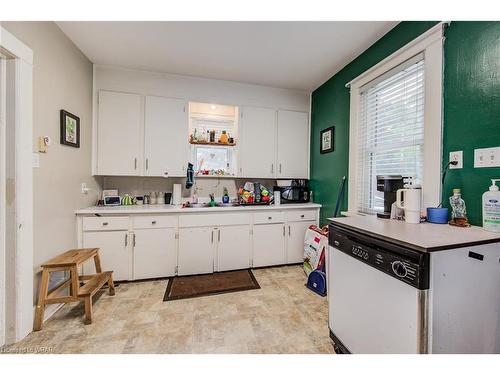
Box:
[376, 175, 404, 219]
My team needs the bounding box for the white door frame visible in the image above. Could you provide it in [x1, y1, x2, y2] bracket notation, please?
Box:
[0, 26, 34, 345]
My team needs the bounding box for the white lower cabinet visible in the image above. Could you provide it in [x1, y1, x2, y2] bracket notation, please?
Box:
[252, 223, 286, 267]
[78, 208, 319, 279]
[132, 228, 177, 279]
[286, 221, 316, 264]
[83, 230, 131, 281]
[178, 226, 215, 275]
[217, 225, 251, 271]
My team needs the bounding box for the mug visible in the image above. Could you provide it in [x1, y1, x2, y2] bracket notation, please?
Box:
[396, 188, 422, 224]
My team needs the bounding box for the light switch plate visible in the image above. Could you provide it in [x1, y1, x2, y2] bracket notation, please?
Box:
[474, 147, 500, 168]
[449, 151, 463, 169]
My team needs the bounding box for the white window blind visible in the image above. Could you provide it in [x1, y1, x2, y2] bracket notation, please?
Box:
[356, 54, 425, 214]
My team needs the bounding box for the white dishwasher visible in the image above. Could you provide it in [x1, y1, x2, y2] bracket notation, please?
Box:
[328, 225, 429, 354]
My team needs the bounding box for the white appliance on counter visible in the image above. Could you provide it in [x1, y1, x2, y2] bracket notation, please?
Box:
[328, 220, 500, 354]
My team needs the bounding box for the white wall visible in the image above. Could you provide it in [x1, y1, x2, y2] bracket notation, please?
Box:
[0, 22, 101, 311]
[94, 65, 310, 112]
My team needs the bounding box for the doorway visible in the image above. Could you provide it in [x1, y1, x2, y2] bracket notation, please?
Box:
[0, 25, 34, 346]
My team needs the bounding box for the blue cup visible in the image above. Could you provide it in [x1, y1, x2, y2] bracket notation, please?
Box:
[427, 207, 449, 224]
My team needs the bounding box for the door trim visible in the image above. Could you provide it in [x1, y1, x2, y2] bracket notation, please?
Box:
[0, 26, 34, 345]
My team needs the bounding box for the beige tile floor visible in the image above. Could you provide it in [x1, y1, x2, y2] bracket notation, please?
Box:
[3, 266, 334, 354]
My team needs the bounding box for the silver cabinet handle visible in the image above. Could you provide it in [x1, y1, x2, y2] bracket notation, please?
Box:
[133, 233, 136, 247]
[279, 163, 282, 174]
[288, 225, 291, 236]
[218, 229, 221, 243]
[211, 230, 214, 243]
[283, 226, 285, 236]
[271, 164, 274, 174]
[125, 233, 128, 247]
[134, 157, 138, 170]
[146, 158, 149, 170]
[102, 222, 109, 226]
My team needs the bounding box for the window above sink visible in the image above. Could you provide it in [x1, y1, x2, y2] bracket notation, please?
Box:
[188, 101, 239, 177]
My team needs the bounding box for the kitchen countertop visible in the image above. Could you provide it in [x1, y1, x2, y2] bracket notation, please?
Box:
[75, 202, 321, 215]
[328, 215, 500, 252]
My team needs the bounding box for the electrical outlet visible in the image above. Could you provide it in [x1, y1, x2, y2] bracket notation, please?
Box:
[474, 147, 500, 168]
[81, 183, 88, 194]
[449, 151, 463, 169]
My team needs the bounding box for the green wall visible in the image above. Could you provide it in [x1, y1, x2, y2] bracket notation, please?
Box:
[310, 21, 500, 226]
[442, 22, 500, 225]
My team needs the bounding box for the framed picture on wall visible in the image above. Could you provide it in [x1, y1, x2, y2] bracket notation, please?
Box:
[60, 110, 80, 148]
[320, 126, 334, 154]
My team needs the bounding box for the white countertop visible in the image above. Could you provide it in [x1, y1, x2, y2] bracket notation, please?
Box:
[328, 215, 500, 252]
[75, 202, 321, 215]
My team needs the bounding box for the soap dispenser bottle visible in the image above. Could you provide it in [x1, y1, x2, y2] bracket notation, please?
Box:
[482, 179, 500, 232]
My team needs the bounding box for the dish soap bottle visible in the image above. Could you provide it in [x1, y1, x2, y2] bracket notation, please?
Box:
[449, 188, 470, 227]
[222, 187, 230, 204]
[482, 179, 500, 232]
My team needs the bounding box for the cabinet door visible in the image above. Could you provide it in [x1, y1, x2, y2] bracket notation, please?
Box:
[217, 225, 251, 272]
[97, 90, 143, 175]
[238, 106, 276, 178]
[178, 227, 214, 275]
[277, 110, 309, 178]
[145, 96, 188, 177]
[287, 221, 316, 264]
[83, 230, 131, 281]
[133, 228, 177, 279]
[252, 224, 286, 267]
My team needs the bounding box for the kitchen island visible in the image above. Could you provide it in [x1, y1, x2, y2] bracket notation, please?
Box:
[75, 203, 321, 280]
[328, 214, 500, 252]
[327, 214, 500, 354]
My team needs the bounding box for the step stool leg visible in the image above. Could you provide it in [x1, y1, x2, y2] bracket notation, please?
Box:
[107, 273, 115, 296]
[93, 251, 102, 273]
[84, 296, 93, 325]
[34, 268, 50, 331]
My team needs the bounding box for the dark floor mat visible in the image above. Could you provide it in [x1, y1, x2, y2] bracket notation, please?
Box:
[163, 269, 260, 301]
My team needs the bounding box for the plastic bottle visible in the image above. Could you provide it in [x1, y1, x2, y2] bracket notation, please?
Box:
[482, 179, 500, 232]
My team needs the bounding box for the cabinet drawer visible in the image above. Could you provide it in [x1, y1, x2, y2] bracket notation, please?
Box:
[133, 215, 177, 229]
[253, 211, 285, 224]
[82, 216, 129, 231]
[179, 213, 250, 228]
[286, 209, 317, 222]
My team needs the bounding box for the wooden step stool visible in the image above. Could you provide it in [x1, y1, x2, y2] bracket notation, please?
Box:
[34, 248, 115, 331]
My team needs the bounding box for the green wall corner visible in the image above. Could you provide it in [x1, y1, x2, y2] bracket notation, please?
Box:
[310, 21, 500, 227]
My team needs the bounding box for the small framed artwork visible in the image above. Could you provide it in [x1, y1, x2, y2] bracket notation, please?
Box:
[320, 126, 334, 154]
[60, 110, 80, 148]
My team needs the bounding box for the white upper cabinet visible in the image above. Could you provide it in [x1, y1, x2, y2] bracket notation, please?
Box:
[277, 110, 309, 179]
[97, 90, 143, 176]
[238, 106, 277, 179]
[144, 96, 188, 177]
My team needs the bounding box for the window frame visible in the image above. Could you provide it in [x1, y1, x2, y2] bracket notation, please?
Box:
[346, 23, 445, 215]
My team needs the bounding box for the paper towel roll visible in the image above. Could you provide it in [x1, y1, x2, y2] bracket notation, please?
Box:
[172, 184, 182, 205]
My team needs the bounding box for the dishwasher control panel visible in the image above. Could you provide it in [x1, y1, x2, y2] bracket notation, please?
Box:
[330, 224, 429, 289]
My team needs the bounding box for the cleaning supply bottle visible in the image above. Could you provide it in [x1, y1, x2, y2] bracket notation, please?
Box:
[482, 179, 500, 232]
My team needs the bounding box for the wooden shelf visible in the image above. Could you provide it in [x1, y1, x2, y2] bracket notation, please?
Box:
[189, 140, 236, 147]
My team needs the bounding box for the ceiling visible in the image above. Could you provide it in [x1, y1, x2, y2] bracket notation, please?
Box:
[57, 21, 398, 92]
